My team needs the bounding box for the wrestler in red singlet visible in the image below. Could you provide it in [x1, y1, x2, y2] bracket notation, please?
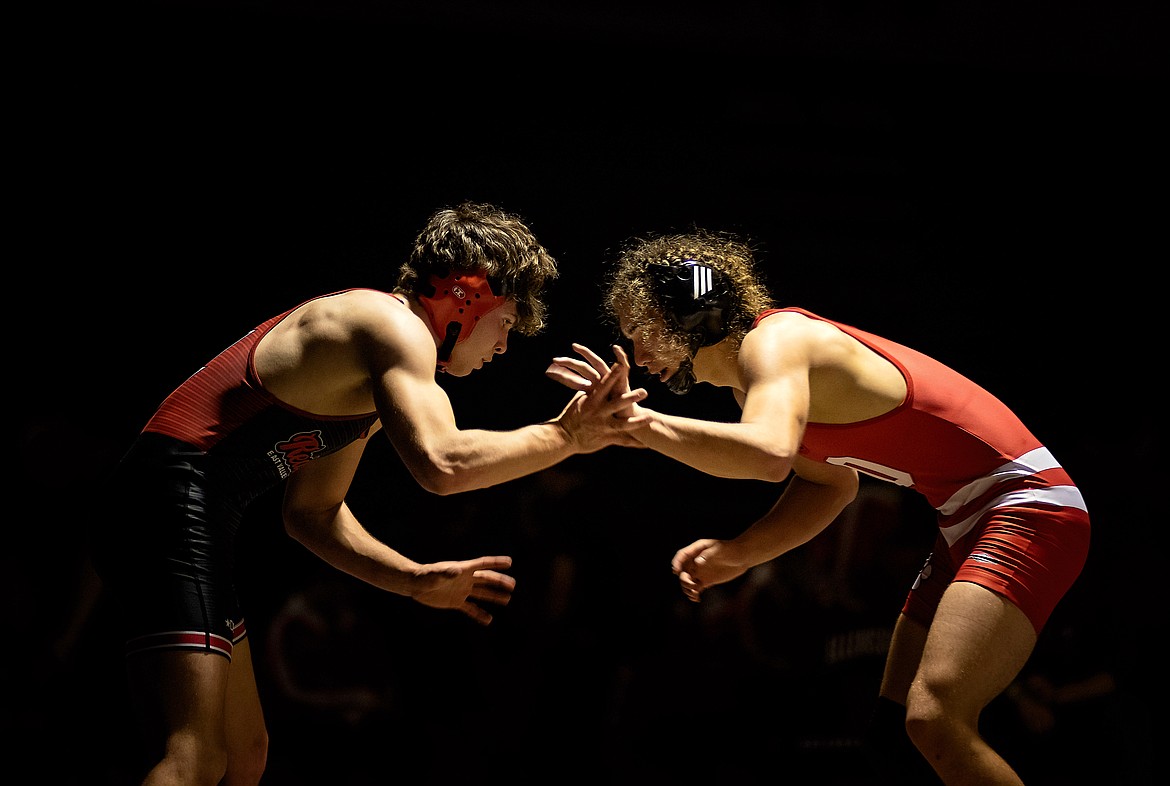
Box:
[755, 307, 1090, 632]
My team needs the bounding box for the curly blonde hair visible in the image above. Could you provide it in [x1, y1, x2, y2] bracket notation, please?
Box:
[604, 229, 774, 357]
[394, 202, 559, 335]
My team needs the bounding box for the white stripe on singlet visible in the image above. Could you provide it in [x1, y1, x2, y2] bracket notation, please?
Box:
[941, 484, 1088, 546]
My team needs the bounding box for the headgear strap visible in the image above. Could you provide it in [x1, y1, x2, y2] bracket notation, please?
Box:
[418, 270, 509, 368]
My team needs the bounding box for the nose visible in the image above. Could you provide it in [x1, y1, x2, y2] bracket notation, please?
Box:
[494, 333, 508, 354]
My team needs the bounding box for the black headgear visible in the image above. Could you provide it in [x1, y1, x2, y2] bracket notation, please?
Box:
[650, 260, 731, 394]
[652, 260, 731, 347]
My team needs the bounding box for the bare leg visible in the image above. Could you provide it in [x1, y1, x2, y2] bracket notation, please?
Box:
[870, 615, 941, 784]
[879, 612, 928, 705]
[129, 650, 232, 786]
[221, 639, 268, 786]
[905, 581, 1036, 786]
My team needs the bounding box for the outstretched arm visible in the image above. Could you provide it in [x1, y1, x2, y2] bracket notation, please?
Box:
[369, 309, 648, 496]
[381, 363, 647, 495]
[282, 437, 516, 625]
[548, 340, 805, 482]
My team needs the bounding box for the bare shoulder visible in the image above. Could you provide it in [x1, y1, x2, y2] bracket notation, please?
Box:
[739, 310, 839, 366]
[744, 309, 906, 422]
[256, 289, 435, 414]
[281, 290, 420, 353]
[750, 309, 843, 341]
[294, 289, 409, 336]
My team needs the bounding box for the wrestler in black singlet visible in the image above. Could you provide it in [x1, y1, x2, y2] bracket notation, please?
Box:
[94, 291, 379, 659]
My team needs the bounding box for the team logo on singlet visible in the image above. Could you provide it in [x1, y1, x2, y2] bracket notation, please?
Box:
[268, 430, 326, 478]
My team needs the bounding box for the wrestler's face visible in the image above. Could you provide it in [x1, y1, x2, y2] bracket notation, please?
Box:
[444, 299, 518, 377]
[619, 313, 690, 387]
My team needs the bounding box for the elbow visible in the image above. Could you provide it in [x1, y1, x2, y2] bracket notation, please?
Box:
[282, 509, 316, 547]
[839, 471, 861, 506]
[759, 462, 793, 484]
[401, 436, 486, 496]
[409, 460, 465, 496]
[824, 466, 861, 512]
[756, 449, 797, 484]
[417, 472, 462, 496]
[281, 498, 345, 548]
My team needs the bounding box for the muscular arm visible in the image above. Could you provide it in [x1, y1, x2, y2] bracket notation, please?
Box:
[604, 320, 813, 482]
[264, 289, 646, 498]
[672, 455, 860, 598]
[377, 363, 578, 495]
[728, 456, 859, 564]
[628, 376, 801, 481]
[282, 435, 427, 593]
[357, 294, 645, 496]
[282, 438, 517, 623]
[272, 289, 647, 623]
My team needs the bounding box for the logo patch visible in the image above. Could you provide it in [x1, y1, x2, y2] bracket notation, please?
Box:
[268, 430, 326, 477]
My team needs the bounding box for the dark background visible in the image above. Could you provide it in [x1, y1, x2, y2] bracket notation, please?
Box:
[13, 1, 1162, 783]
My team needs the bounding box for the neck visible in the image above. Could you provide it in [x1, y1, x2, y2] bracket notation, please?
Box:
[692, 340, 739, 390]
[399, 295, 446, 353]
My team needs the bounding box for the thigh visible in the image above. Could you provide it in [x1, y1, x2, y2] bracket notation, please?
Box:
[224, 637, 267, 755]
[127, 649, 233, 760]
[914, 581, 1036, 715]
[879, 612, 928, 705]
[951, 504, 1090, 634]
[903, 504, 1090, 638]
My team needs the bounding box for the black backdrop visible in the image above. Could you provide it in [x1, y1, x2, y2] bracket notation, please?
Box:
[13, 2, 1161, 783]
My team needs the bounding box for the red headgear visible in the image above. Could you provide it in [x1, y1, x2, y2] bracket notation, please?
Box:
[418, 269, 509, 368]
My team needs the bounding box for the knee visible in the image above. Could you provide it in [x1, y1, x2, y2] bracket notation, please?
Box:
[143, 726, 231, 786]
[225, 727, 269, 786]
[904, 684, 960, 759]
[151, 746, 230, 786]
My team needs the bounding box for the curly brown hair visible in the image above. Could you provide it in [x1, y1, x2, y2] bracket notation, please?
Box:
[604, 229, 774, 357]
[394, 202, 559, 335]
